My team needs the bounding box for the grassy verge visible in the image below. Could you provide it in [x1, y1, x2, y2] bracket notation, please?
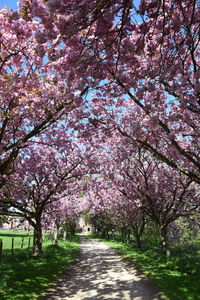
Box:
[0, 231, 34, 251]
[90, 234, 200, 300]
[0, 233, 80, 300]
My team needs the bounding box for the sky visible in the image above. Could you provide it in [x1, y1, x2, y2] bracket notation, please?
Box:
[0, 0, 140, 11]
[0, 0, 19, 10]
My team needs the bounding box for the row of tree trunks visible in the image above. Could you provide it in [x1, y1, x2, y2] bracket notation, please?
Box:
[32, 220, 77, 257]
[93, 222, 170, 256]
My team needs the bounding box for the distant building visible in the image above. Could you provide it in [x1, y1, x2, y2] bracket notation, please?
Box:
[1, 216, 32, 231]
[77, 215, 93, 233]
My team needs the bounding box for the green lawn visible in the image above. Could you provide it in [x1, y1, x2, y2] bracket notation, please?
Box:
[0, 232, 80, 300]
[91, 235, 200, 300]
[0, 231, 34, 252]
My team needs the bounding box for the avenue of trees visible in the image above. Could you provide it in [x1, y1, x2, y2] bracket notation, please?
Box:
[0, 0, 200, 256]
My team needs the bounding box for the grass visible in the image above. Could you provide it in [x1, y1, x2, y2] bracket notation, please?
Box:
[90, 234, 200, 300]
[0, 231, 34, 251]
[0, 232, 80, 300]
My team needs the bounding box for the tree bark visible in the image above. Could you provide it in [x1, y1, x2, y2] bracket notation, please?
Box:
[120, 227, 126, 242]
[132, 217, 146, 249]
[158, 225, 170, 257]
[53, 224, 59, 246]
[32, 219, 43, 256]
[63, 229, 67, 241]
[134, 231, 142, 249]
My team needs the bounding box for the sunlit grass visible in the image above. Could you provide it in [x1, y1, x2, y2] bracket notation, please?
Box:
[0, 233, 80, 300]
[0, 231, 34, 251]
[91, 234, 200, 300]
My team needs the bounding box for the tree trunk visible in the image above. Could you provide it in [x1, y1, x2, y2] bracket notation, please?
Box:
[132, 218, 146, 249]
[32, 220, 43, 257]
[101, 228, 107, 238]
[53, 224, 59, 246]
[158, 225, 170, 257]
[63, 229, 67, 241]
[111, 229, 116, 241]
[134, 231, 142, 249]
[120, 227, 126, 242]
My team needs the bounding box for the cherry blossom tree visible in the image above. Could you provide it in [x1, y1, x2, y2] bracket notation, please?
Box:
[43, 191, 91, 245]
[79, 176, 120, 237]
[1, 1, 199, 254]
[0, 7, 89, 190]
[101, 133, 200, 255]
[83, 174, 146, 247]
[116, 200, 146, 248]
[20, 0, 200, 184]
[1, 138, 93, 256]
[43, 197, 80, 245]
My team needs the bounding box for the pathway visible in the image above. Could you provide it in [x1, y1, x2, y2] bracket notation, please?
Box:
[40, 235, 164, 300]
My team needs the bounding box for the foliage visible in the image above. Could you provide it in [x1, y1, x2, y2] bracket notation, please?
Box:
[18, 0, 200, 184]
[0, 6, 89, 190]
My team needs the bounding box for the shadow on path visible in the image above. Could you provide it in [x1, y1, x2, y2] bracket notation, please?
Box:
[39, 235, 163, 300]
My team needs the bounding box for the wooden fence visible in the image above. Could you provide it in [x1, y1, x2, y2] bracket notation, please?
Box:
[0, 237, 33, 264]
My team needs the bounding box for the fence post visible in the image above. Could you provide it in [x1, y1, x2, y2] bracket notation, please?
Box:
[11, 238, 14, 255]
[28, 237, 31, 249]
[21, 237, 24, 251]
[0, 239, 2, 264]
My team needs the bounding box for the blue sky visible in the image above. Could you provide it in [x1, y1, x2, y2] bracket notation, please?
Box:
[0, 1, 140, 11]
[0, 0, 18, 10]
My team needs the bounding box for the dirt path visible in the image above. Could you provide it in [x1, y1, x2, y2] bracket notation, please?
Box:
[40, 235, 163, 300]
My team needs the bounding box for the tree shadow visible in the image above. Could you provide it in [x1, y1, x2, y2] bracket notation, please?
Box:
[0, 241, 79, 300]
[0, 232, 33, 238]
[40, 235, 163, 300]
